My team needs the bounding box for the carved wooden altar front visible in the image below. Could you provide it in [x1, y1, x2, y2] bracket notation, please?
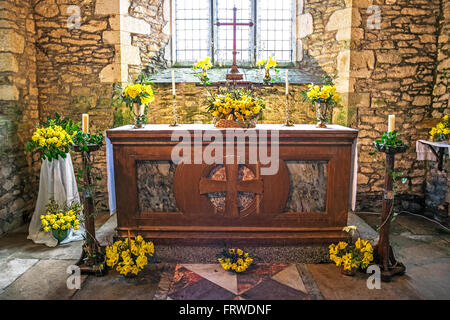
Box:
[107, 124, 358, 245]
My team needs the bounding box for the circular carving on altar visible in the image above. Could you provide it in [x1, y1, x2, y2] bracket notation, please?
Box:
[173, 160, 290, 220]
[205, 164, 258, 218]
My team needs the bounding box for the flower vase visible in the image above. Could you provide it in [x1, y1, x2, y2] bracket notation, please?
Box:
[52, 228, 69, 243]
[263, 69, 271, 83]
[133, 103, 147, 129]
[340, 266, 357, 276]
[316, 102, 330, 128]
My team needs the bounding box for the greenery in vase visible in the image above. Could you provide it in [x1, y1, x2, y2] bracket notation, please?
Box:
[429, 115, 450, 142]
[206, 87, 265, 128]
[369, 131, 408, 227]
[329, 226, 374, 272]
[216, 248, 253, 273]
[105, 235, 155, 276]
[114, 73, 155, 126]
[301, 75, 340, 106]
[72, 131, 104, 152]
[192, 57, 213, 85]
[373, 131, 408, 151]
[256, 56, 280, 83]
[26, 113, 79, 161]
[40, 199, 82, 234]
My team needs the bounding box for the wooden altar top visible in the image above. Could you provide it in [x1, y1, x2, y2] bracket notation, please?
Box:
[107, 124, 358, 144]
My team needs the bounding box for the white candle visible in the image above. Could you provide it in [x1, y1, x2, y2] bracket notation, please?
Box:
[388, 115, 395, 132]
[285, 70, 289, 95]
[172, 70, 176, 96]
[82, 114, 89, 134]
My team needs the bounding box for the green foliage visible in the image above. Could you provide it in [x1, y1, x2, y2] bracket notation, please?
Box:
[25, 113, 79, 162]
[72, 132, 104, 152]
[373, 131, 407, 149]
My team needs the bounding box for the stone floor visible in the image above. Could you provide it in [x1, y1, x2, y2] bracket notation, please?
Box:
[0, 211, 449, 300]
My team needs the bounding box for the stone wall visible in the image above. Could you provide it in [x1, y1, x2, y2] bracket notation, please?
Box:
[0, 0, 40, 236]
[32, 0, 117, 210]
[351, 0, 443, 213]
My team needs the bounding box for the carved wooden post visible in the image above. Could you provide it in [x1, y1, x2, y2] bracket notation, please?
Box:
[375, 144, 407, 282]
[73, 144, 105, 275]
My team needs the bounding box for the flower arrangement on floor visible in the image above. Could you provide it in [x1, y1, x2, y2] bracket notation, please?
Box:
[206, 88, 265, 128]
[40, 199, 82, 243]
[301, 76, 340, 128]
[328, 226, 374, 276]
[192, 57, 213, 85]
[429, 115, 450, 142]
[257, 56, 280, 83]
[216, 248, 253, 273]
[26, 113, 79, 161]
[105, 235, 155, 276]
[117, 73, 155, 128]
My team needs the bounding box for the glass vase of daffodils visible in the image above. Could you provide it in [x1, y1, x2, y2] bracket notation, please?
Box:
[256, 56, 280, 84]
[429, 115, 450, 143]
[216, 248, 253, 273]
[192, 57, 213, 85]
[40, 199, 82, 243]
[118, 73, 155, 128]
[329, 226, 374, 276]
[105, 235, 154, 277]
[301, 77, 340, 128]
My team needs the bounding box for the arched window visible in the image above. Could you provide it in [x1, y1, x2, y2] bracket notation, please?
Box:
[173, 0, 296, 66]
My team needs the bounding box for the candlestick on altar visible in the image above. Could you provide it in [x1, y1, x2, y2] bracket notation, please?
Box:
[285, 70, 289, 96]
[82, 114, 89, 134]
[283, 71, 293, 127]
[388, 114, 395, 132]
[172, 70, 176, 96]
[170, 95, 178, 127]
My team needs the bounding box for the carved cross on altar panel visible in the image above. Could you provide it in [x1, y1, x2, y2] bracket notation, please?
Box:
[199, 164, 263, 218]
[216, 6, 254, 80]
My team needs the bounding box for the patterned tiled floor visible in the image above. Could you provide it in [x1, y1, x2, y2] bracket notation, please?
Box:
[165, 263, 322, 300]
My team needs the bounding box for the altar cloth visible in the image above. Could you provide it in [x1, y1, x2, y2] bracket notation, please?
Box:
[106, 124, 359, 215]
[416, 139, 450, 161]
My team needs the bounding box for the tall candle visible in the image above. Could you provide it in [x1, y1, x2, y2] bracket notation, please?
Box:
[82, 113, 89, 134]
[388, 115, 395, 132]
[172, 70, 176, 96]
[285, 70, 289, 95]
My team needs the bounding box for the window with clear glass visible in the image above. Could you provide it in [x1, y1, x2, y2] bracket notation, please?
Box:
[174, 0, 296, 66]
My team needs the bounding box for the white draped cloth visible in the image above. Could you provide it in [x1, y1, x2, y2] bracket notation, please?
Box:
[27, 153, 85, 247]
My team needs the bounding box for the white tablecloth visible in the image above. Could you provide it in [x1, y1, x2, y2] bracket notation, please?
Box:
[27, 153, 85, 247]
[416, 140, 450, 161]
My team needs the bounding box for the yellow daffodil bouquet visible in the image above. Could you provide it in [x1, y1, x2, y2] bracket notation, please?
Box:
[429, 115, 450, 142]
[301, 76, 341, 128]
[329, 226, 374, 276]
[118, 73, 155, 128]
[217, 248, 253, 273]
[26, 113, 79, 161]
[256, 56, 280, 83]
[207, 88, 265, 128]
[40, 199, 82, 243]
[105, 235, 154, 276]
[192, 57, 213, 85]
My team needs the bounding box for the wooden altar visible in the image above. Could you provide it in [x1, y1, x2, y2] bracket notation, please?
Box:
[107, 124, 358, 245]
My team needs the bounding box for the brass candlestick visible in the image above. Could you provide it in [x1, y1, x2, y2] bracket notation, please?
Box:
[170, 95, 178, 127]
[283, 94, 293, 126]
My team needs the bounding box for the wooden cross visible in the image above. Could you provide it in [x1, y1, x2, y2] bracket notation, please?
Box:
[216, 6, 254, 81]
[199, 164, 263, 218]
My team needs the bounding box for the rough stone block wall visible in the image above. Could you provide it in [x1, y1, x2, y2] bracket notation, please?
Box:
[32, 0, 116, 210]
[352, 0, 443, 213]
[0, 0, 40, 236]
